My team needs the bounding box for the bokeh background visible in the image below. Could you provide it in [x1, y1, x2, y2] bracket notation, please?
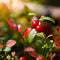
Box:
[0, 0, 60, 32]
[0, 0, 60, 60]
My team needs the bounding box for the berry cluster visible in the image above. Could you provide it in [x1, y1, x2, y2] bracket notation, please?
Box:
[31, 16, 52, 35]
[31, 16, 43, 32]
[22, 16, 52, 39]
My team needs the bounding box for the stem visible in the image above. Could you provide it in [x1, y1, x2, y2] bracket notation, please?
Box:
[24, 39, 27, 47]
[5, 52, 7, 56]
[18, 33, 26, 48]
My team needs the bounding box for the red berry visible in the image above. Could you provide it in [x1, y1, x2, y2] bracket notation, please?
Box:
[32, 20, 39, 28]
[23, 27, 32, 38]
[19, 56, 26, 60]
[35, 24, 43, 32]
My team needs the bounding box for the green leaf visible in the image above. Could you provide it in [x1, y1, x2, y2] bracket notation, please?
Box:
[24, 6, 32, 16]
[0, 55, 4, 59]
[28, 13, 36, 16]
[7, 55, 11, 60]
[3, 46, 11, 52]
[39, 16, 55, 23]
[11, 58, 14, 60]
[0, 48, 2, 51]
[46, 34, 52, 39]
[0, 37, 5, 42]
[10, 13, 18, 18]
[37, 40, 45, 46]
[15, 56, 18, 60]
[48, 40, 54, 48]
[42, 48, 50, 57]
[27, 29, 37, 43]
[42, 43, 48, 48]
[36, 32, 46, 39]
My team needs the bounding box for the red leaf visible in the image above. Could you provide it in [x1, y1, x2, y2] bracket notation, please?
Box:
[43, 25, 52, 36]
[56, 45, 60, 49]
[52, 33, 60, 49]
[23, 27, 32, 38]
[11, 51, 16, 57]
[7, 18, 14, 25]
[6, 39, 16, 47]
[36, 56, 45, 60]
[0, 43, 3, 48]
[56, 26, 60, 35]
[24, 47, 37, 58]
[7, 18, 17, 31]
[17, 24, 22, 32]
[49, 52, 53, 60]
[46, 58, 49, 60]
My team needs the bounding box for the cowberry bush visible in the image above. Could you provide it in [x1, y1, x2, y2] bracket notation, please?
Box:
[0, 14, 60, 60]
